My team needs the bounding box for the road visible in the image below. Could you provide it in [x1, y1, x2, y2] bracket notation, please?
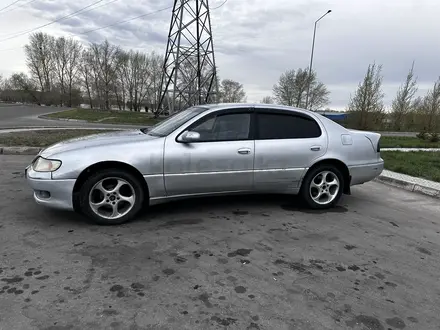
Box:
[0, 155, 439, 330]
[0, 104, 145, 130]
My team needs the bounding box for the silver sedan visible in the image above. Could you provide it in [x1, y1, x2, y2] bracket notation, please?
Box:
[25, 103, 384, 225]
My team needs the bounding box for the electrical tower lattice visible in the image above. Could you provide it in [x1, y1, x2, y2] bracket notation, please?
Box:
[157, 0, 218, 115]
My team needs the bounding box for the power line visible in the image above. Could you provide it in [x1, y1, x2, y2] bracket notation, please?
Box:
[0, 0, 21, 13]
[0, 1, 215, 51]
[0, 4, 171, 51]
[0, 0, 107, 42]
[211, 0, 228, 10]
[0, 0, 36, 15]
[73, 0, 119, 17]
[78, 4, 173, 35]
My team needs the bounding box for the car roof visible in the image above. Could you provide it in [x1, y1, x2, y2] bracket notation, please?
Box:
[202, 102, 320, 117]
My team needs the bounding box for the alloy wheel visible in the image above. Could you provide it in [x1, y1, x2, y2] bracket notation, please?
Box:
[309, 170, 340, 205]
[88, 177, 136, 220]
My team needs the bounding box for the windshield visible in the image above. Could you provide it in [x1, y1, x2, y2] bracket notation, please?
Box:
[144, 106, 208, 137]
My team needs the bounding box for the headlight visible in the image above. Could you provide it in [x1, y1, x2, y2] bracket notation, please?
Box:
[32, 157, 62, 172]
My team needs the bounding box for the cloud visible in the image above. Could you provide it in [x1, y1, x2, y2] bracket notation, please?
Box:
[0, 0, 440, 109]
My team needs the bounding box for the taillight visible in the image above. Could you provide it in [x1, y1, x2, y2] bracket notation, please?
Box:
[377, 139, 381, 152]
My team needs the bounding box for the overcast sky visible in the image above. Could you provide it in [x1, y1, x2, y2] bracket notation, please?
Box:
[0, 0, 439, 110]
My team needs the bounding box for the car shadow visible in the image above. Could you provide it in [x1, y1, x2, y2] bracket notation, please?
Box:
[137, 193, 349, 221]
[41, 193, 349, 227]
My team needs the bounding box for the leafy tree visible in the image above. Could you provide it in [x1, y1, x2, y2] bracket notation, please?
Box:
[9, 72, 40, 104]
[219, 79, 246, 103]
[417, 77, 440, 134]
[391, 61, 418, 131]
[261, 96, 274, 104]
[272, 67, 329, 110]
[346, 63, 385, 130]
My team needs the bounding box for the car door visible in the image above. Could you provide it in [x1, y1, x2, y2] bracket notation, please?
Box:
[163, 108, 255, 196]
[253, 108, 327, 192]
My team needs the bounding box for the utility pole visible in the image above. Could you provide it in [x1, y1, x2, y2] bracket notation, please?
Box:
[305, 9, 331, 110]
[157, 0, 218, 115]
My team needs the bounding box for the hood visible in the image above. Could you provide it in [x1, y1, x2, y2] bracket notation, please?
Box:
[40, 129, 158, 157]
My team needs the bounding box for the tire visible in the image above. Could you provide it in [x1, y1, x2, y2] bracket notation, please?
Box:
[300, 164, 344, 209]
[78, 168, 145, 225]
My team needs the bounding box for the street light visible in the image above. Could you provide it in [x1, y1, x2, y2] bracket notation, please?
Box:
[305, 9, 332, 110]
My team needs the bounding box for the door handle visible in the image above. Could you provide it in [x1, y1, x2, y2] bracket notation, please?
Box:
[310, 146, 321, 151]
[237, 148, 251, 155]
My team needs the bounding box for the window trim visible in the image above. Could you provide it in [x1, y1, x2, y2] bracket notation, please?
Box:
[175, 107, 256, 143]
[254, 108, 322, 140]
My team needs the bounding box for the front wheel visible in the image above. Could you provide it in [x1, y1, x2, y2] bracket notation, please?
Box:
[300, 165, 344, 209]
[78, 168, 145, 225]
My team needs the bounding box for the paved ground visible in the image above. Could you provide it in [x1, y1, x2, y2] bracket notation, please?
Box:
[0, 104, 144, 129]
[1, 155, 439, 330]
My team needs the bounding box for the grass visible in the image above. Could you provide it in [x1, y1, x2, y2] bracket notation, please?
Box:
[380, 136, 440, 148]
[45, 108, 162, 125]
[0, 129, 118, 147]
[381, 151, 440, 182]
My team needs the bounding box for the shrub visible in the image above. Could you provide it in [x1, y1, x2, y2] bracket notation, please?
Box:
[416, 130, 428, 140]
[430, 132, 439, 143]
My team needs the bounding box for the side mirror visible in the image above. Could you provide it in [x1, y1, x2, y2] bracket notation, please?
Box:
[178, 130, 200, 143]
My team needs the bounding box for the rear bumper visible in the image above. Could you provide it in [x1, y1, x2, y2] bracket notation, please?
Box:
[25, 166, 76, 211]
[348, 159, 384, 186]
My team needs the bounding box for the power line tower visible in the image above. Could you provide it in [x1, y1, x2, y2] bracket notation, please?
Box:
[157, 0, 219, 115]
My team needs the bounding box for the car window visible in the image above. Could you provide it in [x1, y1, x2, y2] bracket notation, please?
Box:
[146, 106, 208, 137]
[257, 112, 321, 139]
[195, 117, 216, 131]
[191, 113, 251, 142]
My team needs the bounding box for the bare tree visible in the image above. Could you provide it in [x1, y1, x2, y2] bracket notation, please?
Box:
[145, 51, 163, 112]
[24, 32, 55, 102]
[79, 49, 94, 108]
[65, 38, 83, 107]
[128, 50, 151, 111]
[273, 68, 329, 110]
[114, 51, 128, 110]
[218, 79, 246, 103]
[261, 96, 274, 104]
[391, 61, 418, 131]
[90, 40, 120, 110]
[52, 37, 69, 105]
[346, 63, 385, 130]
[163, 53, 217, 113]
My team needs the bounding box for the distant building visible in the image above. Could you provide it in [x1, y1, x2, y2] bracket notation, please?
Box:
[317, 111, 348, 123]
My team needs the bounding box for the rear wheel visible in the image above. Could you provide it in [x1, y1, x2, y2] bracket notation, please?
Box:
[300, 164, 344, 209]
[78, 168, 145, 225]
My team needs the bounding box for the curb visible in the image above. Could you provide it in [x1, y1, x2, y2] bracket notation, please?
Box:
[374, 175, 440, 199]
[0, 127, 127, 134]
[38, 115, 88, 123]
[37, 114, 150, 126]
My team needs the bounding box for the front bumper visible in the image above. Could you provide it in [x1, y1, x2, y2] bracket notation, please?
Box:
[25, 166, 76, 211]
[348, 159, 384, 186]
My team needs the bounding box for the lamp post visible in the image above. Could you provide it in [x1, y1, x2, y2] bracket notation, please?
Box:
[305, 9, 331, 110]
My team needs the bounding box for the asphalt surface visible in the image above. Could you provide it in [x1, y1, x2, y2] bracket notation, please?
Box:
[1, 155, 439, 330]
[0, 104, 145, 130]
